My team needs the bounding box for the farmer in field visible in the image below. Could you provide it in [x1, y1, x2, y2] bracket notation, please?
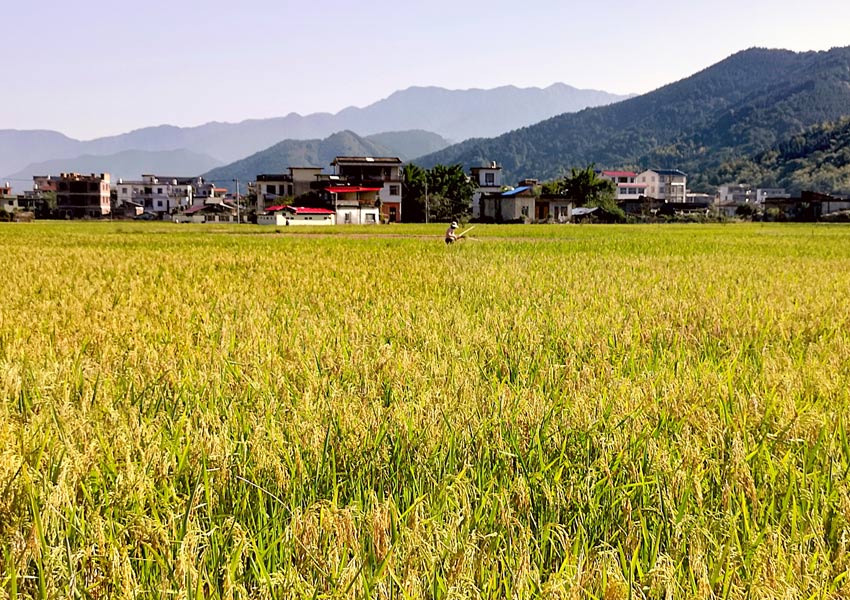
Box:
[445, 221, 459, 244]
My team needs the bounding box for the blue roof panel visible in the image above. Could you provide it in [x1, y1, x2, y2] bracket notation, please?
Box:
[501, 186, 532, 197]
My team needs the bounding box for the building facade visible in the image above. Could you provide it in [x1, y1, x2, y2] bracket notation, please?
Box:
[636, 169, 687, 202]
[470, 162, 503, 219]
[256, 167, 325, 211]
[56, 172, 111, 218]
[115, 174, 195, 214]
[598, 170, 647, 201]
[330, 157, 402, 223]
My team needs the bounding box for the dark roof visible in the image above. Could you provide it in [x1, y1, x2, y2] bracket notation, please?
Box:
[183, 203, 236, 214]
[257, 174, 292, 182]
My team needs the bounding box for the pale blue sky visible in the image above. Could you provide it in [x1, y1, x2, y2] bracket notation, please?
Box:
[3, 0, 849, 139]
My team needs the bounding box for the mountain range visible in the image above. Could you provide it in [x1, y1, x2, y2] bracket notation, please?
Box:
[416, 47, 850, 187]
[4, 149, 223, 185]
[0, 83, 630, 182]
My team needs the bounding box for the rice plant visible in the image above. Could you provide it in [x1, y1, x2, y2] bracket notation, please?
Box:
[1, 221, 848, 599]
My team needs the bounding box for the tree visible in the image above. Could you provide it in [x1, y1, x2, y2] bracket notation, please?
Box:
[402, 163, 476, 222]
[560, 165, 616, 206]
[402, 163, 427, 222]
[427, 164, 475, 221]
[557, 164, 625, 220]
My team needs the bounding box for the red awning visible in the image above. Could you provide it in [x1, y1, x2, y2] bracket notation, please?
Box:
[325, 186, 382, 193]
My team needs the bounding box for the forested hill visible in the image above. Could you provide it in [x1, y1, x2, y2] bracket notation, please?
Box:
[705, 117, 850, 194]
[202, 131, 393, 188]
[414, 47, 850, 184]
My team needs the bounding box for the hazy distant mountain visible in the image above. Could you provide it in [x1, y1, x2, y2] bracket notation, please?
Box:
[5, 149, 222, 184]
[337, 84, 632, 141]
[0, 83, 629, 178]
[201, 131, 395, 188]
[0, 130, 81, 183]
[364, 130, 449, 161]
[416, 47, 850, 184]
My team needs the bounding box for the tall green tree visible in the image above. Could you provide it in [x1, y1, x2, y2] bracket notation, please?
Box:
[402, 163, 475, 222]
[560, 165, 616, 206]
[401, 163, 427, 222]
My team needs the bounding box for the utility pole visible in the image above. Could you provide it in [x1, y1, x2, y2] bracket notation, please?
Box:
[425, 177, 429, 224]
[233, 178, 240, 223]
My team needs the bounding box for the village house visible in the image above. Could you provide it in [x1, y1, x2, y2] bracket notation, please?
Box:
[762, 191, 850, 221]
[330, 157, 402, 223]
[537, 193, 574, 222]
[636, 169, 687, 202]
[257, 205, 336, 226]
[172, 202, 238, 223]
[114, 174, 196, 215]
[470, 162, 503, 219]
[756, 188, 789, 204]
[320, 185, 382, 224]
[255, 167, 325, 211]
[480, 180, 537, 223]
[598, 170, 647, 201]
[717, 183, 755, 205]
[32, 175, 58, 193]
[56, 172, 111, 218]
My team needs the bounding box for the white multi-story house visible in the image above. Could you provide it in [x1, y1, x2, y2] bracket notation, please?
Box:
[598, 170, 647, 201]
[115, 175, 196, 214]
[470, 162, 503, 219]
[756, 188, 789, 204]
[330, 157, 402, 223]
[636, 169, 687, 202]
[717, 184, 755, 205]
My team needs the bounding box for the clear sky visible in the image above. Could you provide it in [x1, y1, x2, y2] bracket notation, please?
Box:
[3, 0, 849, 139]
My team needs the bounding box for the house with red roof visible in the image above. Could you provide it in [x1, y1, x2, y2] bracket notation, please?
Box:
[597, 170, 647, 201]
[257, 205, 336, 226]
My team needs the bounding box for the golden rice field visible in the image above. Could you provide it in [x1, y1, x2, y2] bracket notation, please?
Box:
[1, 221, 849, 599]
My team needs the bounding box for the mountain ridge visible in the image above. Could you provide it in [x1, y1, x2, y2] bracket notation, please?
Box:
[0, 83, 630, 179]
[416, 47, 850, 185]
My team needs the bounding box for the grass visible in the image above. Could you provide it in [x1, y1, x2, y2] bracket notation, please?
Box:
[1, 221, 849, 599]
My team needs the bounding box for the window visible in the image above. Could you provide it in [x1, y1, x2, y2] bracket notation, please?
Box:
[485, 173, 495, 186]
[267, 184, 276, 195]
[122, 187, 127, 194]
[389, 185, 400, 196]
[157, 188, 163, 194]
[365, 213, 376, 223]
